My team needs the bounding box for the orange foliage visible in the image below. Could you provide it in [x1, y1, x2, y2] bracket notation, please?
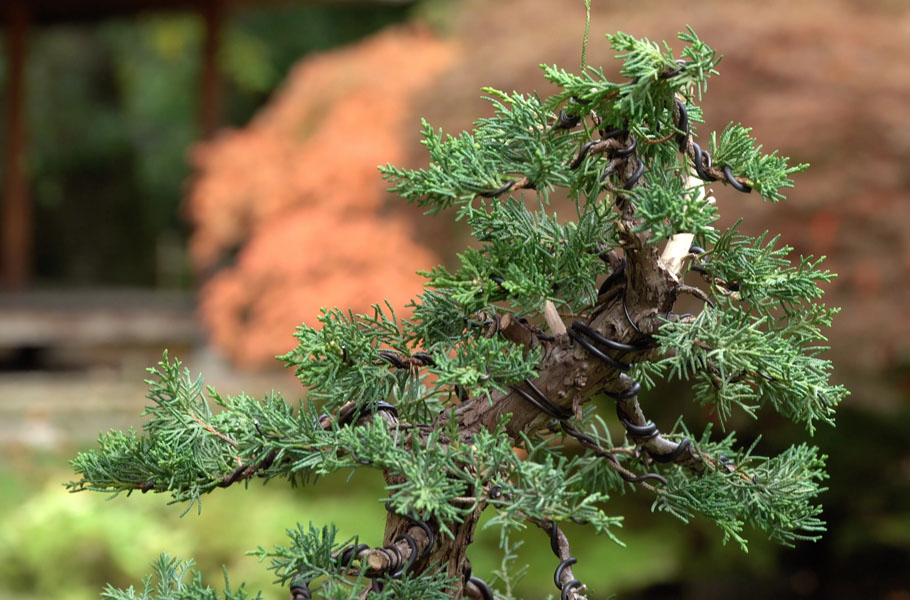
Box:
[187, 26, 453, 367]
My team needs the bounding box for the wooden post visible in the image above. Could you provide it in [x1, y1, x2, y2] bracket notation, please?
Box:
[199, 0, 223, 139]
[2, 2, 29, 290]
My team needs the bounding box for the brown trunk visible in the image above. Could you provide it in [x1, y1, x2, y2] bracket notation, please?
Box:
[2, 2, 30, 290]
[198, 0, 222, 139]
[380, 136, 702, 596]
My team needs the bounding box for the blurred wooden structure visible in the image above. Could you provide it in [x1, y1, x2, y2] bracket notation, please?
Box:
[0, 290, 201, 370]
[2, 3, 29, 291]
[1, 0, 413, 290]
[1, 0, 221, 289]
[2, 0, 414, 290]
[1, 0, 231, 290]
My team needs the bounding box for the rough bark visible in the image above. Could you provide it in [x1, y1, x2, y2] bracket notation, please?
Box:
[380, 134, 704, 598]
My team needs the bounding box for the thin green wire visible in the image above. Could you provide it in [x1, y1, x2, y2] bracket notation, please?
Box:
[581, 0, 592, 70]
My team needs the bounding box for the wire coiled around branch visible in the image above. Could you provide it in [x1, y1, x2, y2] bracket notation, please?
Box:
[561, 88, 753, 194]
[544, 521, 586, 600]
[286, 509, 437, 597]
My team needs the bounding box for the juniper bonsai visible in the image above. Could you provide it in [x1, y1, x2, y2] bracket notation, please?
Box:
[68, 26, 846, 600]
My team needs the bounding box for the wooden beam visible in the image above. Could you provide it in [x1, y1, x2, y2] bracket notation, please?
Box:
[2, 2, 30, 290]
[199, 0, 223, 139]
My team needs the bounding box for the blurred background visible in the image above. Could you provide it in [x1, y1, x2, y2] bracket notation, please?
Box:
[1, 0, 908, 598]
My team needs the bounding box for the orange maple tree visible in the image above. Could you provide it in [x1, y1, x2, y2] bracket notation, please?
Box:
[186, 26, 453, 367]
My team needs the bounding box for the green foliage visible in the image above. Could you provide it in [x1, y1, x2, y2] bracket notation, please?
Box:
[367, 569, 458, 600]
[4, 459, 705, 599]
[654, 428, 828, 551]
[250, 523, 458, 599]
[488, 535, 529, 600]
[280, 306, 408, 412]
[704, 223, 834, 315]
[541, 28, 719, 128]
[643, 303, 846, 430]
[710, 124, 808, 202]
[429, 336, 542, 399]
[3, 461, 394, 600]
[100, 556, 260, 600]
[607, 28, 719, 125]
[453, 195, 614, 311]
[279, 303, 544, 413]
[381, 89, 578, 211]
[629, 164, 718, 242]
[70, 355, 620, 540]
[252, 524, 354, 587]
[487, 435, 624, 543]
[405, 288, 470, 348]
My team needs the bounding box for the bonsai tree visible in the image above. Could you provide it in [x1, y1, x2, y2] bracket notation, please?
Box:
[68, 26, 846, 600]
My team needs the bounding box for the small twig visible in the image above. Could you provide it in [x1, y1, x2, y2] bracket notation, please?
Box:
[190, 414, 238, 448]
[610, 447, 637, 456]
[677, 283, 716, 308]
[701, 453, 756, 484]
[642, 130, 676, 144]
